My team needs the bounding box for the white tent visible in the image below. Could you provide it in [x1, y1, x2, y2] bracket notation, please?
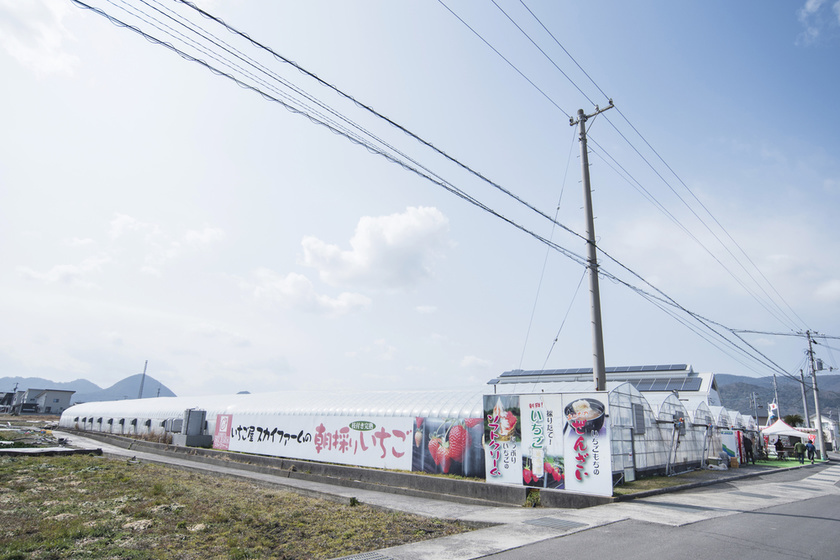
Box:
[760, 419, 810, 439]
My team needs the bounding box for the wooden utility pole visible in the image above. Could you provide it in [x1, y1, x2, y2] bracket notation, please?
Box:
[800, 370, 811, 428]
[807, 332, 826, 459]
[571, 101, 613, 391]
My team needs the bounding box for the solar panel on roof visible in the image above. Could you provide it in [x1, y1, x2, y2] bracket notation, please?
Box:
[649, 379, 672, 391]
[681, 378, 703, 391]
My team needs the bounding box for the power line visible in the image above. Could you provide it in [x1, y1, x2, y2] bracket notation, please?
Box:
[490, 0, 596, 107]
[170, 0, 804, 359]
[436, 0, 571, 119]
[472, 0, 807, 333]
[520, 126, 578, 370]
[72, 0, 810, 380]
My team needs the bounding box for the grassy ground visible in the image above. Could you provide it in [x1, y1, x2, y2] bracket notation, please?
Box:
[0, 454, 472, 560]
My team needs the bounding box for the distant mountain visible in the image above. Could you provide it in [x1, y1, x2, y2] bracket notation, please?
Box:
[0, 374, 176, 403]
[0, 376, 101, 396]
[716, 373, 840, 420]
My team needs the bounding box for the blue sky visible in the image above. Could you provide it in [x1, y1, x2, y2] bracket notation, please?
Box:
[1, 1, 839, 397]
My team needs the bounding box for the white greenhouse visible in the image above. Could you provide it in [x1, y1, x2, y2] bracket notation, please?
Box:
[60, 364, 761, 497]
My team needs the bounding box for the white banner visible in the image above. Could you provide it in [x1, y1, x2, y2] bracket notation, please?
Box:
[562, 393, 612, 497]
[483, 394, 522, 485]
[520, 394, 565, 489]
[214, 413, 413, 470]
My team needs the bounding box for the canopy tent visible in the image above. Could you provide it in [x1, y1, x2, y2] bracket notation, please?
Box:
[761, 419, 810, 439]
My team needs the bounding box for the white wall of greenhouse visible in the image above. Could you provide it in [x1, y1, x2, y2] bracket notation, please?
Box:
[60, 370, 761, 493]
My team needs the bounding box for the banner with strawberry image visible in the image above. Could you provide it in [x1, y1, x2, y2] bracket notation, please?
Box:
[411, 416, 484, 477]
[483, 394, 522, 486]
[520, 394, 564, 490]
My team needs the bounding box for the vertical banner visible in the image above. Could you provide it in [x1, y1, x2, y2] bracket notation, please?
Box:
[521, 394, 565, 489]
[720, 429, 738, 465]
[483, 395, 521, 485]
[213, 414, 232, 450]
[563, 394, 612, 497]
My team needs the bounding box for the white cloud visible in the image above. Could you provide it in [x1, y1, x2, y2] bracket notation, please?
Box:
[16, 255, 110, 288]
[248, 268, 370, 315]
[460, 355, 493, 368]
[815, 279, 840, 303]
[346, 339, 398, 361]
[102, 330, 123, 346]
[141, 242, 182, 277]
[300, 206, 450, 289]
[796, 0, 835, 44]
[107, 213, 225, 275]
[0, 0, 78, 77]
[62, 237, 95, 247]
[190, 322, 250, 348]
[185, 227, 226, 246]
[416, 305, 438, 314]
[109, 213, 156, 240]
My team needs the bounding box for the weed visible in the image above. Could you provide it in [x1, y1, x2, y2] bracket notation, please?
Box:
[524, 488, 541, 507]
[0, 455, 471, 559]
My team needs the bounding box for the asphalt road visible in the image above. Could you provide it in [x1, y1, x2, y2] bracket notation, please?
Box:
[479, 471, 840, 560]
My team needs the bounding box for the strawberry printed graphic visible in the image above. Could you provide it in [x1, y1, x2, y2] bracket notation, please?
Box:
[414, 429, 423, 447]
[505, 410, 517, 430]
[523, 467, 533, 484]
[544, 461, 563, 483]
[464, 418, 482, 429]
[428, 437, 442, 464]
[437, 443, 452, 473]
[447, 425, 467, 461]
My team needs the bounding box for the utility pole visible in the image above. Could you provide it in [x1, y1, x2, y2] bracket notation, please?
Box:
[749, 391, 760, 422]
[749, 392, 763, 452]
[799, 369, 811, 428]
[807, 331, 826, 459]
[137, 360, 148, 400]
[571, 101, 613, 392]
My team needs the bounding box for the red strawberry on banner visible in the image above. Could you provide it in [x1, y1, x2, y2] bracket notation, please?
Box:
[437, 443, 452, 474]
[447, 424, 467, 462]
[523, 467, 533, 484]
[544, 461, 563, 483]
[428, 437, 442, 465]
[505, 410, 517, 431]
[464, 418, 482, 429]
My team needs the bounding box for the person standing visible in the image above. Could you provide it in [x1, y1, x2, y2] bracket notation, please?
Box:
[805, 440, 817, 464]
[793, 440, 807, 464]
[743, 435, 755, 464]
[774, 438, 785, 460]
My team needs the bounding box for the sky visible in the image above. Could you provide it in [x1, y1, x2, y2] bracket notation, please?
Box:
[1, 0, 839, 398]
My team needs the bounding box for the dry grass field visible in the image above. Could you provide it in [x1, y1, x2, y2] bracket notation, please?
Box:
[0, 452, 472, 560]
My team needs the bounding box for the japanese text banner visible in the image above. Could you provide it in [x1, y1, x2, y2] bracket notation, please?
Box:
[216, 414, 413, 470]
